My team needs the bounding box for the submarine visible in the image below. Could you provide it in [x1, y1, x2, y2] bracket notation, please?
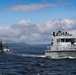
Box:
[0, 39, 10, 52]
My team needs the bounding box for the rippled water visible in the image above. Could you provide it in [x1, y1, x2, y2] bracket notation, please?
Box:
[0, 52, 76, 75]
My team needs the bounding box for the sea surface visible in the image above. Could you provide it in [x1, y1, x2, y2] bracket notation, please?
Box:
[0, 45, 76, 75]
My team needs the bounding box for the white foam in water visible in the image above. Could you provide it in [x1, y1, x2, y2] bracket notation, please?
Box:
[18, 54, 46, 58]
[13, 53, 76, 59]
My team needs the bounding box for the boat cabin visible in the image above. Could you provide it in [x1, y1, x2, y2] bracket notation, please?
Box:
[48, 31, 76, 50]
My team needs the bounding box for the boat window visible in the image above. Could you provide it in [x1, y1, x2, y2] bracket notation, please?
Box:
[61, 39, 65, 42]
[74, 38, 76, 42]
[57, 38, 75, 42]
[66, 39, 71, 42]
[71, 39, 74, 44]
[57, 39, 65, 42]
[62, 38, 76, 42]
[57, 39, 61, 42]
[67, 38, 75, 43]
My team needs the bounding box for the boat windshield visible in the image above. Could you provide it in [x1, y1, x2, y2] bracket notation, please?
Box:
[57, 38, 76, 43]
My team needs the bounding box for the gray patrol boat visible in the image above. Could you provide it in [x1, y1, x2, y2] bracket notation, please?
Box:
[45, 30, 76, 59]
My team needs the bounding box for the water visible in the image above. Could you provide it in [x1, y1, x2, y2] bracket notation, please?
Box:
[0, 47, 76, 75]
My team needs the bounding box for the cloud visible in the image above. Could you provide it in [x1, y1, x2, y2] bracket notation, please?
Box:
[0, 19, 76, 44]
[56, 0, 76, 10]
[6, 3, 55, 12]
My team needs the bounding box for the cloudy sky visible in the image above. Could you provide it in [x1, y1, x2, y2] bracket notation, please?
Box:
[0, 0, 76, 44]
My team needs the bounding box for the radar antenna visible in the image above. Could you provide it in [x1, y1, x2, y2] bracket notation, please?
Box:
[57, 24, 64, 31]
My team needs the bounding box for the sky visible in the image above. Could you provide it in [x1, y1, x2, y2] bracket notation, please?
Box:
[0, 0, 76, 44]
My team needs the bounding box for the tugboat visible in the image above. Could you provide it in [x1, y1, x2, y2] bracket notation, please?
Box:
[45, 28, 76, 59]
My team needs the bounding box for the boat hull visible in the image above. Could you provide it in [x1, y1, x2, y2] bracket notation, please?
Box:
[45, 50, 76, 59]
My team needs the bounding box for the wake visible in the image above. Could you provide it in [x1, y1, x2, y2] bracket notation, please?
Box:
[18, 54, 46, 58]
[7, 51, 76, 59]
[17, 54, 76, 59]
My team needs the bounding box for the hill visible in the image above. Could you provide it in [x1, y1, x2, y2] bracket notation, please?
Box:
[3, 43, 50, 54]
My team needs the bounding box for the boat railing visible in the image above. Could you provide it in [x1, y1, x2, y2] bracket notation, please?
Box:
[56, 44, 76, 50]
[56, 31, 72, 36]
[47, 44, 76, 50]
[67, 44, 76, 50]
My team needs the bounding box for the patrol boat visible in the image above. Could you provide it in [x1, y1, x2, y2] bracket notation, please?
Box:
[45, 30, 76, 59]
